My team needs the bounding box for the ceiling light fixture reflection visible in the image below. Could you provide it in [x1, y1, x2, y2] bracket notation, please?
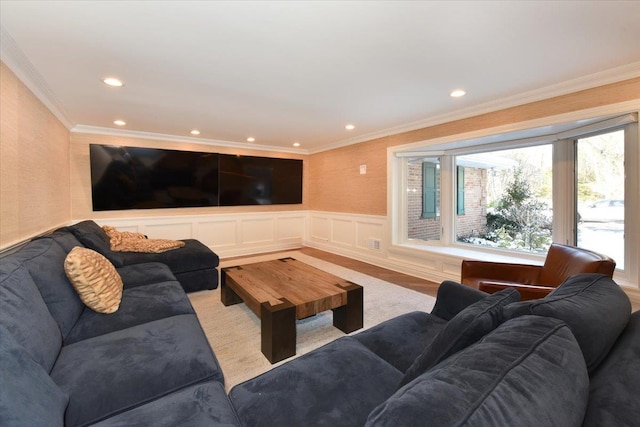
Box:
[247, 137, 255, 142]
[345, 124, 355, 130]
[103, 77, 124, 87]
[293, 142, 300, 147]
[113, 120, 126, 126]
[450, 89, 466, 98]
[190, 129, 201, 135]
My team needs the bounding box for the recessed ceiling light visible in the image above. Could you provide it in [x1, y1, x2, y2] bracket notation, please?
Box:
[103, 77, 124, 87]
[345, 124, 355, 130]
[190, 129, 201, 135]
[247, 137, 255, 142]
[113, 120, 126, 126]
[293, 142, 300, 147]
[450, 89, 466, 98]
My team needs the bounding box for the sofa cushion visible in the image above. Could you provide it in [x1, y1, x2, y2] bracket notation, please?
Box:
[503, 273, 631, 373]
[113, 239, 220, 273]
[583, 310, 640, 427]
[43, 229, 84, 252]
[11, 238, 84, 338]
[230, 337, 402, 427]
[89, 381, 240, 427]
[51, 314, 223, 427]
[0, 327, 69, 427]
[64, 280, 195, 345]
[399, 287, 519, 387]
[366, 316, 589, 427]
[117, 262, 177, 288]
[353, 311, 447, 373]
[65, 220, 116, 260]
[64, 247, 124, 314]
[0, 262, 62, 372]
[430, 280, 490, 321]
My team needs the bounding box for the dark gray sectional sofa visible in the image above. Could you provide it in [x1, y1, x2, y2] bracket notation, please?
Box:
[1, 227, 237, 426]
[1, 222, 639, 426]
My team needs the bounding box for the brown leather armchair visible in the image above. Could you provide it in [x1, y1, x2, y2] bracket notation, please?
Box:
[461, 243, 616, 300]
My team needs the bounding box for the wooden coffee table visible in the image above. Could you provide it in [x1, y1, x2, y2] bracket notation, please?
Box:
[221, 257, 363, 363]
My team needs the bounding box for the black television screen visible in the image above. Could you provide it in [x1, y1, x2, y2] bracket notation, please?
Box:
[219, 154, 303, 206]
[89, 145, 303, 211]
[90, 145, 219, 211]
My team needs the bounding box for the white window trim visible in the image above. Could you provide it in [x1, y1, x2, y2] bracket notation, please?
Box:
[388, 101, 640, 288]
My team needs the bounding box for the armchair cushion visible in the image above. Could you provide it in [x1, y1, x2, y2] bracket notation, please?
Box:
[399, 287, 519, 387]
[478, 281, 555, 301]
[461, 261, 542, 288]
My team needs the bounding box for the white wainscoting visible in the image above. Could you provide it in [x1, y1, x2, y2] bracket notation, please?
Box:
[90, 211, 306, 258]
[88, 210, 464, 283]
[304, 211, 464, 284]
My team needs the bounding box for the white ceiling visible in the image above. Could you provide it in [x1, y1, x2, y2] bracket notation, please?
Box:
[2, 1, 640, 153]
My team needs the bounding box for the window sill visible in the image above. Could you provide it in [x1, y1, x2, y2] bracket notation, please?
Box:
[390, 242, 545, 266]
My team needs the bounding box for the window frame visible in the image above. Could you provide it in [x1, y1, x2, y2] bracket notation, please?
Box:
[389, 109, 639, 288]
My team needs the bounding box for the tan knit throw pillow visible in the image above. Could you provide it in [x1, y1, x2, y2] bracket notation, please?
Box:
[102, 225, 185, 253]
[64, 247, 123, 314]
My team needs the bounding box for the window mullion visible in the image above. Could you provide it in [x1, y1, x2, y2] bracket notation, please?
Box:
[440, 155, 455, 245]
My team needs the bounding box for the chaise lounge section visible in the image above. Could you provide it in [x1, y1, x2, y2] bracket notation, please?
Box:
[62, 220, 220, 293]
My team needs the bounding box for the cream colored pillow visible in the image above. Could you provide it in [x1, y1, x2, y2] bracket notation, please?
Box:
[64, 247, 123, 314]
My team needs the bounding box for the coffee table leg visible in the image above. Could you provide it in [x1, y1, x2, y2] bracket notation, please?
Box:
[333, 282, 363, 333]
[221, 267, 243, 306]
[261, 298, 296, 364]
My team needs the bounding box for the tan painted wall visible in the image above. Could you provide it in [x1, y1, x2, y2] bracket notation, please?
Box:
[309, 78, 640, 215]
[70, 133, 308, 220]
[0, 62, 71, 248]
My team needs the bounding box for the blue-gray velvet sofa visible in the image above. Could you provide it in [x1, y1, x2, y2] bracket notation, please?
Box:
[2, 222, 639, 426]
[229, 274, 639, 427]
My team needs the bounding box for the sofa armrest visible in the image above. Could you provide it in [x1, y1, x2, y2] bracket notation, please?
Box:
[478, 281, 555, 301]
[461, 260, 542, 287]
[431, 280, 489, 321]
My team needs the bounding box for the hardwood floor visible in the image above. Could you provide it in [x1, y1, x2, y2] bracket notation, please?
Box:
[224, 247, 639, 312]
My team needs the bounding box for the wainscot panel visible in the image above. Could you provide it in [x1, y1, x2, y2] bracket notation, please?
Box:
[88, 212, 305, 258]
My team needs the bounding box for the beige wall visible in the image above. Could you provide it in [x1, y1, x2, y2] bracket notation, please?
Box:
[309, 78, 640, 215]
[70, 133, 308, 220]
[0, 61, 71, 248]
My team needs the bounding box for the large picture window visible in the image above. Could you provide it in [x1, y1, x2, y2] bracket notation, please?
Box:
[393, 112, 638, 284]
[455, 145, 553, 254]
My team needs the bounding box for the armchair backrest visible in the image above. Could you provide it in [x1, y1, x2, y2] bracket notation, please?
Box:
[538, 243, 616, 287]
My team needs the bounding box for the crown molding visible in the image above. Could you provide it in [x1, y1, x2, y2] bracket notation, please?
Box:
[309, 61, 640, 154]
[2, 20, 637, 155]
[0, 25, 74, 129]
[70, 125, 308, 155]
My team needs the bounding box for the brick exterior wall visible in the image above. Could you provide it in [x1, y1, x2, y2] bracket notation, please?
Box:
[407, 163, 440, 241]
[407, 164, 487, 241]
[455, 167, 488, 240]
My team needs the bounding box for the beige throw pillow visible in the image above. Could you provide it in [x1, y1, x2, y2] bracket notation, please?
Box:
[64, 247, 123, 313]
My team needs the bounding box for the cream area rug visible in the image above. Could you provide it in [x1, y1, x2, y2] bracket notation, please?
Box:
[188, 250, 437, 391]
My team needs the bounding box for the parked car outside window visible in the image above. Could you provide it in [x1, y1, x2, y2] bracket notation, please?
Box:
[578, 199, 624, 222]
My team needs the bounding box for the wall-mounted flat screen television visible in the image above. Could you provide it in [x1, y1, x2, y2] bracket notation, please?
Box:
[89, 144, 303, 211]
[219, 154, 303, 206]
